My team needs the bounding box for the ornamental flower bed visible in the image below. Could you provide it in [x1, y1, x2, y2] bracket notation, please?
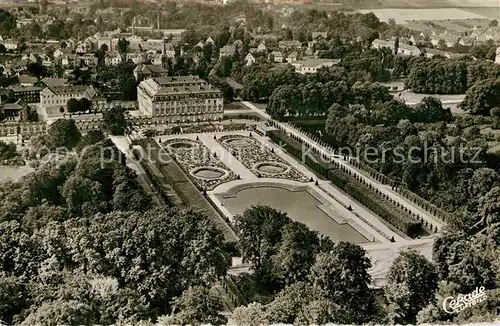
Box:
[328, 168, 423, 238]
[163, 138, 236, 191]
[218, 135, 309, 183]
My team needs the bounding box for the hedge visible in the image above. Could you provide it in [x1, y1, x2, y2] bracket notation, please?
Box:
[328, 169, 423, 237]
[267, 129, 302, 160]
[267, 129, 335, 178]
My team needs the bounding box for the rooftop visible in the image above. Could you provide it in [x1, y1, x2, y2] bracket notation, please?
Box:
[45, 85, 92, 95]
[138, 76, 221, 97]
[41, 77, 68, 87]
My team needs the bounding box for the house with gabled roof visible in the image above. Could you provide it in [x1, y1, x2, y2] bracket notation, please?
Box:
[133, 63, 168, 81]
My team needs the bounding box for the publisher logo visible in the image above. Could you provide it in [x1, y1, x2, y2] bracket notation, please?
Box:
[443, 286, 487, 314]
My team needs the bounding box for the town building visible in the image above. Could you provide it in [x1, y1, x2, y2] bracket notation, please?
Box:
[1, 39, 18, 50]
[245, 53, 256, 66]
[137, 76, 223, 122]
[18, 76, 38, 87]
[40, 85, 98, 116]
[291, 59, 341, 74]
[371, 39, 421, 56]
[1, 100, 27, 121]
[496, 46, 500, 65]
[271, 51, 284, 63]
[41, 78, 68, 87]
[133, 64, 169, 81]
[104, 52, 123, 66]
[9, 86, 43, 103]
[219, 45, 236, 58]
[278, 40, 302, 50]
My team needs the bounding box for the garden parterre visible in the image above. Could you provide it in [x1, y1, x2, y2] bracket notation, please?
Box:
[163, 138, 237, 190]
[218, 135, 309, 183]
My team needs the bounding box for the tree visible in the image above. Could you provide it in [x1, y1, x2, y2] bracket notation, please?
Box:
[100, 43, 109, 53]
[21, 300, 95, 326]
[489, 19, 498, 27]
[0, 275, 27, 324]
[228, 303, 267, 326]
[0, 9, 16, 35]
[491, 107, 500, 128]
[0, 140, 18, 160]
[460, 78, 500, 115]
[234, 205, 290, 272]
[272, 222, 320, 285]
[79, 98, 91, 112]
[101, 107, 128, 135]
[66, 98, 81, 113]
[159, 286, 225, 326]
[27, 62, 46, 78]
[61, 175, 106, 216]
[46, 119, 81, 150]
[309, 243, 374, 324]
[385, 250, 438, 324]
[117, 38, 130, 55]
[412, 97, 451, 123]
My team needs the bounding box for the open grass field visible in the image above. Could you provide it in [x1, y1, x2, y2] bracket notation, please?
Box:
[0, 165, 34, 183]
[357, 7, 490, 24]
[462, 7, 500, 20]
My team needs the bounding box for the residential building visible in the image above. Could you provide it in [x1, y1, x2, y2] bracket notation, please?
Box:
[18, 76, 38, 87]
[149, 53, 163, 65]
[219, 45, 236, 57]
[206, 37, 215, 45]
[40, 85, 98, 116]
[126, 52, 146, 64]
[257, 42, 267, 52]
[79, 53, 98, 67]
[137, 76, 223, 122]
[278, 40, 302, 50]
[245, 53, 256, 66]
[41, 77, 68, 87]
[141, 39, 165, 53]
[9, 85, 43, 103]
[312, 31, 328, 40]
[286, 51, 298, 63]
[496, 46, 500, 65]
[164, 43, 175, 58]
[424, 48, 452, 59]
[104, 52, 122, 66]
[134, 64, 168, 81]
[371, 39, 421, 56]
[1, 100, 26, 121]
[76, 40, 93, 54]
[271, 51, 284, 63]
[61, 55, 77, 67]
[2, 39, 18, 50]
[291, 59, 341, 74]
[398, 43, 421, 56]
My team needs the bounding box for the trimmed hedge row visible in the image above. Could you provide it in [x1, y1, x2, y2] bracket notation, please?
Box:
[267, 129, 302, 160]
[267, 129, 335, 178]
[328, 169, 423, 238]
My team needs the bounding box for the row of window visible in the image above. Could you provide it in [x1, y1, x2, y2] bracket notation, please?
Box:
[153, 106, 222, 116]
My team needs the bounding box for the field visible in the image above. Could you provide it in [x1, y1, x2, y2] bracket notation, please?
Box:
[463, 7, 500, 20]
[0, 166, 34, 183]
[357, 8, 490, 24]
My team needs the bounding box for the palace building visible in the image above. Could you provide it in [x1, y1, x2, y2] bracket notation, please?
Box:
[137, 76, 223, 123]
